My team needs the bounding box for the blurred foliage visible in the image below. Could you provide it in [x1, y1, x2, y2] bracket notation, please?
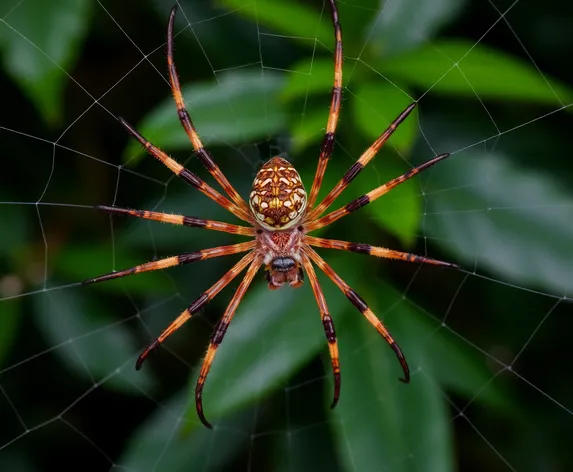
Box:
[0, 0, 572, 471]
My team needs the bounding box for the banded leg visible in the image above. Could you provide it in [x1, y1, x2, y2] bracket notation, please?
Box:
[307, 103, 417, 220]
[195, 255, 262, 428]
[119, 118, 252, 223]
[305, 235, 458, 268]
[82, 241, 255, 285]
[307, 0, 343, 209]
[306, 153, 450, 232]
[96, 205, 255, 236]
[300, 254, 341, 408]
[135, 251, 256, 370]
[166, 6, 250, 215]
[304, 247, 410, 383]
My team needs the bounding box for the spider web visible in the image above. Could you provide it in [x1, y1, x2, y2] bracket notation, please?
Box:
[0, 0, 571, 471]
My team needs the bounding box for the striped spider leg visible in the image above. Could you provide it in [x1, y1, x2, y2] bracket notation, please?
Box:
[84, 0, 459, 429]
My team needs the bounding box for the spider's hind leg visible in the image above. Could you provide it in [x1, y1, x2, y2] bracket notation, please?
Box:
[304, 246, 410, 383]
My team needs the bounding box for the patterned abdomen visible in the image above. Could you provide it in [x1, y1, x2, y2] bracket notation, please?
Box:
[249, 157, 307, 230]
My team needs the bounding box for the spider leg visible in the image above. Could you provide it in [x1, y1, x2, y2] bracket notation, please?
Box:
[82, 241, 255, 285]
[305, 235, 458, 268]
[306, 152, 450, 232]
[136, 251, 257, 371]
[304, 247, 410, 383]
[307, 0, 343, 209]
[96, 205, 255, 236]
[166, 6, 250, 215]
[118, 118, 252, 223]
[195, 255, 262, 429]
[307, 103, 417, 220]
[300, 254, 341, 408]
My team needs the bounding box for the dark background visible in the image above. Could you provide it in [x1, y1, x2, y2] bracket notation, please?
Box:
[0, 0, 571, 471]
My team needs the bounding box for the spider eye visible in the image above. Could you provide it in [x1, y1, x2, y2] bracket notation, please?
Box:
[249, 156, 307, 230]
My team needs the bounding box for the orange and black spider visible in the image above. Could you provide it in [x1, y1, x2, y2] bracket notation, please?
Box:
[84, 1, 458, 429]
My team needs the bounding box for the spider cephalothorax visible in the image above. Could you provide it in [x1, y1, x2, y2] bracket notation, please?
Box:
[257, 221, 305, 290]
[83, 1, 458, 429]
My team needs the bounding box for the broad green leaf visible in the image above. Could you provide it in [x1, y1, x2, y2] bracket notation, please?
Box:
[324, 154, 422, 247]
[403, 299, 508, 410]
[383, 40, 573, 105]
[274, 414, 341, 472]
[425, 151, 573, 296]
[282, 59, 337, 100]
[328, 265, 506, 472]
[218, 0, 331, 47]
[352, 81, 417, 153]
[33, 289, 154, 394]
[0, 0, 92, 125]
[290, 107, 330, 152]
[123, 70, 286, 164]
[366, 155, 422, 247]
[55, 245, 175, 295]
[367, 0, 466, 57]
[181, 278, 346, 430]
[282, 58, 358, 101]
[329, 284, 453, 472]
[118, 390, 252, 471]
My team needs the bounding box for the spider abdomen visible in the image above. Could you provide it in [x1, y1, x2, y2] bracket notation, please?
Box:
[249, 157, 307, 230]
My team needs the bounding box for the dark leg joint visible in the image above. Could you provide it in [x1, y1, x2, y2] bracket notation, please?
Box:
[178, 252, 203, 264]
[179, 168, 202, 188]
[322, 315, 336, 343]
[348, 242, 371, 254]
[196, 148, 217, 171]
[182, 216, 207, 228]
[189, 292, 210, 314]
[346, 289, 368, 314]
[345, 194, 370, 213]
[320, 132, 335, 157]
[211, 320, 228, 346]
[342, 161, 363, 184]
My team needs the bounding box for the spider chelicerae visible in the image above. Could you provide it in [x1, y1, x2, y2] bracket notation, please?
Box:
[84, 1, 458, 429]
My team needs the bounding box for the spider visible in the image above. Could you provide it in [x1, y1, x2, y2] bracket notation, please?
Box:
[84, 1, 458, 429]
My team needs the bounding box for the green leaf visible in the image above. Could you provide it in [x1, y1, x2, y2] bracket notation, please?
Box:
[367, 0, 465, 57]
[364, 155, 421, 247]
[123, 70, 286, 164]
[282, 58, 351, 101]
[118, 390, 251, 471]
[0, 0, 92, 125]
[352, 81, 417, 153]
[181, 277, 346, 430]
[327, 264, 506, 472]
[425, 151, 573, 296]
[324, 154, 422, 247]
[55, 245, 175, 295]
[329, 283, 453, 472]
[218, 0, 331, 47]
[290, 107, 330, 152]
[273, 415, 341, 472]
[33, 288, 154, 394]
[383, 40, 573, 105]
